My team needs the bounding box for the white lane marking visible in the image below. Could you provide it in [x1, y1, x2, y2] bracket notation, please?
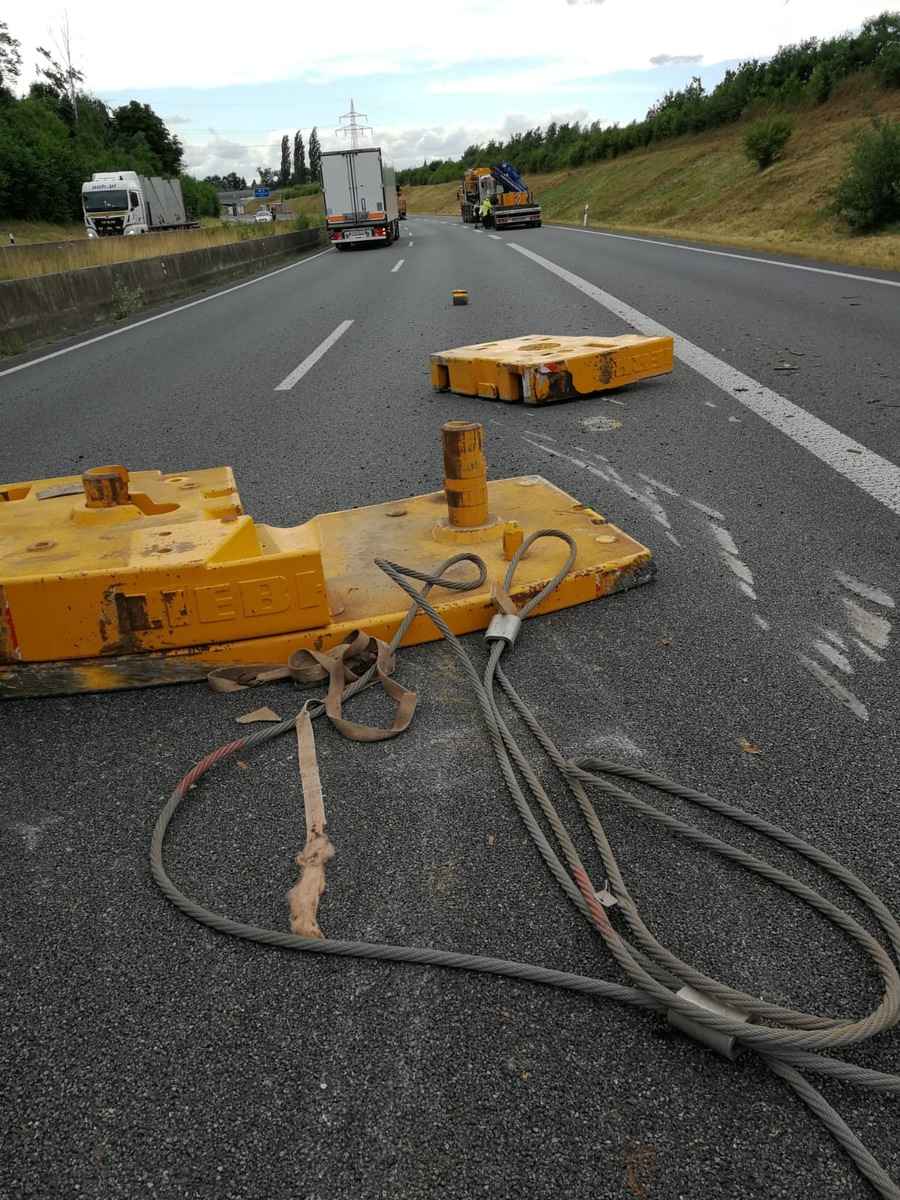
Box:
[274, 320, 354, 392]
[392, 260, 405, 273]
[510, 244, 900, 517]
[754, 615, 771, 631]
[0, 248, 334, 380]
[555, 225, 900, 289]
[489, 234, 503, 240]
[409, 241, 414, 247]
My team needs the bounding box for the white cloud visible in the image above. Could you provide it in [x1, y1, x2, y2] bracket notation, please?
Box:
[650, 54, 704, 67]
[7, 0, 884, 180]
[10, 0, 883, 92]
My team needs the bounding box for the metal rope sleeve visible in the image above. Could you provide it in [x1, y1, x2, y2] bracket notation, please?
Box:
[150, 537, 900, 1200]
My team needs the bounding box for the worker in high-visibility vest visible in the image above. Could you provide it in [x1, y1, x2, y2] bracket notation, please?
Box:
[481, 196, 493, 228]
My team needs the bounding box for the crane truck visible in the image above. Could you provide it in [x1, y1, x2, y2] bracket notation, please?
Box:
[81, 172, 199, 238]
[320, 147, 400, 249]
[459, 163, 541, 229]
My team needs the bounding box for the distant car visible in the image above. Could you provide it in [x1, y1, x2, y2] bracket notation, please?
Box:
[256, 210, 274, 223]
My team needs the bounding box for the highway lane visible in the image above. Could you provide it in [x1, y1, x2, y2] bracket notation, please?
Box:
[1, 218, 899, 1200]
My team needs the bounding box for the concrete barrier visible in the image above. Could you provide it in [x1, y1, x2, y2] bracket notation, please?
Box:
[0, 228, 326, 356]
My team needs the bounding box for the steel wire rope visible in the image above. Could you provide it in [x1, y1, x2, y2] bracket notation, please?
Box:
[489, 661, 900, 1037]
[151, 535, 900, 1199]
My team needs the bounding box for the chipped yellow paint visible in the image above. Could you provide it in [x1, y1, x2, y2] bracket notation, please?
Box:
[430, 333, 674, 405]
[0, 462, 654, 697]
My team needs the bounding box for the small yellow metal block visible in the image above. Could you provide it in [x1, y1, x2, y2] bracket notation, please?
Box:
[430, 333, 674, 405]
[452, 289, 468, 305]
[0, 464, 654, 697]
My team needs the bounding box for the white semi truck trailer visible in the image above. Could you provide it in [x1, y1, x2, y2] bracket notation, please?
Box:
[320, 148, 400, 250]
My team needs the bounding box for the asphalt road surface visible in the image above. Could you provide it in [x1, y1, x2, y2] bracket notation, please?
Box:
[1, 218, 899, 1200]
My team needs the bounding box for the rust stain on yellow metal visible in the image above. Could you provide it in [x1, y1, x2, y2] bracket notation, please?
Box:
[430, 333, 674, 405]
[0, 458, 655, 698]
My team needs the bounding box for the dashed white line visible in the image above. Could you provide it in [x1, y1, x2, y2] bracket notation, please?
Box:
[274, 320, 354, 392]
[392, 260, 405, 273]
[0, 248, 335, 380]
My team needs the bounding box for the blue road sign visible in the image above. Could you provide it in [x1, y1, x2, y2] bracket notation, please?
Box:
[254, 188, 270, 198]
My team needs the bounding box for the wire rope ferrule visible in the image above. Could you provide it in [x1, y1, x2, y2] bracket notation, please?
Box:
[485, 613, 522, 649]
[667, 985, 750, 1061]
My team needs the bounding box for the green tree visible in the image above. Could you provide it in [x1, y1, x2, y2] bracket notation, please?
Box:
[113, 101, 184, 174]
[743, 115, 796, 170]
[179, 174, 218, 219]
[278, 134, 290, 187]
[830, 113, 900, 231]
[0, 95, 81, 220]
[0, 20, 22, 93]
[308, 127, 321, 181]
[292, 130, 306, 184]
[34, 37, 83, 133]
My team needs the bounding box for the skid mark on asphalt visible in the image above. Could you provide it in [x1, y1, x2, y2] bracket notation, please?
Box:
[522, 435, 894, 723]
[0, 814, 62, 852]
[798, 656, 869, 721]
[511, 243, 900, 518]
[708, 522, 757, 600]
[799, 572, 894, 721]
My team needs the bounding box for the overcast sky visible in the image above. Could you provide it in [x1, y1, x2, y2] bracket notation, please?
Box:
[9, 0, 886, 180]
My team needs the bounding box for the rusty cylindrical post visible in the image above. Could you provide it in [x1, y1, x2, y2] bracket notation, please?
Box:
[82, 465, 130, 508]
[441, 422, 489, 529]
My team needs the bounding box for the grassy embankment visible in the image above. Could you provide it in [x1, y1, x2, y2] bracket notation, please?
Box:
[404, 79, 900, 273]
[3, 80, 899, 276]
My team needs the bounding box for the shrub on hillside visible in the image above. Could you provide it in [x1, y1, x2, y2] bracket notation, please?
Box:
[742, 115, 797, 170]
[829, 114, 900, 232]
[873, 44, 900, 88]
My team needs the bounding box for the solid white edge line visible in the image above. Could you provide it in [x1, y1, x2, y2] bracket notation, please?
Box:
[553, 225, 900, 288]
[0, 247, 335, 381]
[392, 260, 405, 272]
[274, 320, 354, 392]
[510, 243, 900, 517]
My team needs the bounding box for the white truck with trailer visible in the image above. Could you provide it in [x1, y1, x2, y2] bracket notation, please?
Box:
[81, 171, 199, 238]
[320, 148, 400, 250]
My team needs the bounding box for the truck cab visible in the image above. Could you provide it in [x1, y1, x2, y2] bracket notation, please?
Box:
[82, 172, 148, 238]
[84, 172, 150, 237]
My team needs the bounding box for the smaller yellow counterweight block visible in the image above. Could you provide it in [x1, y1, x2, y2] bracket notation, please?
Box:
[430, 333, 674, 404]
[0, 427, 655, 698]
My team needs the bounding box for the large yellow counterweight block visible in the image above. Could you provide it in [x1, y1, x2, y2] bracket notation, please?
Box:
[0, 426, 655, 697]
[430, 334, 674, 404]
